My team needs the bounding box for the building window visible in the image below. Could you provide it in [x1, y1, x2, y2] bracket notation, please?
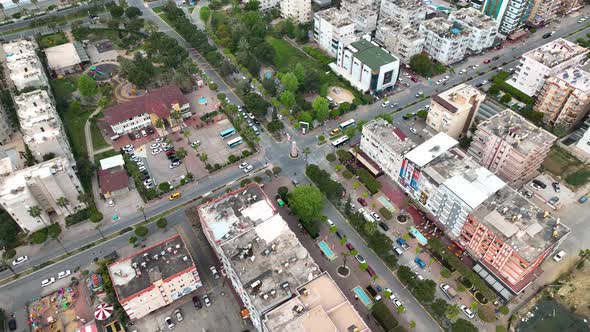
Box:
[383, 70, 393, 85]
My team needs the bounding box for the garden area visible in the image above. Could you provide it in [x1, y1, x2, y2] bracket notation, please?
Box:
[37, 31, 69, 49]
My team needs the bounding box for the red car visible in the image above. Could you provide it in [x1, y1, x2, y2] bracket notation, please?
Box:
[165, 150, 175, 157]
[411, 76, 418, 83]
[346, 243, 355, 251]
[357, 198, 368, 206]
[366, 266, 376, 277]
[483, 59, 491, 64]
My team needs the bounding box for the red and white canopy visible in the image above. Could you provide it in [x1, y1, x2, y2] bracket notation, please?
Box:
[94, 303, 114, 321]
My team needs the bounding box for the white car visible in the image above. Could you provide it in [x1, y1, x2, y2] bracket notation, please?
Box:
[244, 165, 254, 173]
[203, 294, 212, 307]
[370, 212, 381, 222]
[173, 309, 183, 322]
[239, 162, 248, 169]
[41, 277, 56, 287]
[124, 144, 133, 150]
[155, 137, 164, 143]
[164, 316, 175, 330]
[460, 305, 475, 319]
[143, 179, 153, 186]
[415, 274, 424, 281]
[381, 101, 390, 107]
[210, 266, 219, 279]
[393, 298, 402, 308]
[327, 219, 335, 227]
[553, 250, 566, 262]
[108, 199, 115, 207]
[472, 64, 479, 69]
[355, 254, 366, 264]
[409, 128, 418, 134]
[145, 182, 155, 190]
[57, 270, 72, 279]
[358, 207, 366, 214]
[130, 155, 140, 162]
[12, 256, 28, 266]
[136, 161, 145, 167]
[169, 161, 181, 169]
[138, 166, 146, 172]
[151, 148, 162, 155]
[150, 143, 161, 149]
[385, 288, 396, 300]
[444, 75, 450, 80]
[190, 141, 201, 147]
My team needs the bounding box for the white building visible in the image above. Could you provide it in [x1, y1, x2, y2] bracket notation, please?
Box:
[331, 39, 400, 93]
[479, 0, 532, 37]
[419, 18, 471, 65]
[313, 8, 357, 57]
[427, 84, 485, 138]
[375, 19, 424, 64]
[508, 38, 589, 96]
[14, 90, 75, 164]
[281, 0, 312, 23]
[2, 40, 49, 91]
[379, 0, 426, 27]
[449, 8, 498, 53]
[575, 118, 590, 156]
[247, 0, 280, 11]
[0, 157, 85, 233]
[340, 0, 379, 33]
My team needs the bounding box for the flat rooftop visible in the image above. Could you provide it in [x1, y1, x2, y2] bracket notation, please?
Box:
[14, 90, 62, 143]
[108, 235, 195, 301]
[315, 8, 353, 28]
[432, 83, 485, 113]
[44, 42, 84, 70]
[363, 118, 414, 154]
[199, 184, 320, 314]
[524, 38, 589, 68]
[377, 19, 423, 40]
[554, 67, 590, 93]
[348, 39, 398, 70]
[450, 7, 498, 29]
[405, 132, 458, 167]
[421, 18, 471, 39]
[443, 166, 505, 209]
[422, 148, 476, 185]
[384, 0, 424, 10]
[471, 187, 570, 263]
[477, 110, 557, 155]
[264, 273, 370, 332]
[0, 157, 72, 195]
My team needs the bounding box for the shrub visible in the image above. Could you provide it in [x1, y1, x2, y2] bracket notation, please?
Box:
[272, 166, 282, 175]
[30, 229, 48, 244]
[129, 236, 138, 244]
[318, 135, 325, 142]
[306, 164, 344, 200]
[209, 82, 218, 90]
[477, 305, 497, 323]
[3, 248, 16, 259]
[357, 168, 381, 194]
[371, 302, 399, 331]
[47, 224, 62, 238]
[342, 170, 353, 179]
[156, 218, 168, 229]
[135, 225, 149, 238]
[278, 186, 288, 198]
[254, 176, 262, 183]
[499, 306, 509, 315]
[119, 227, 133, 235]
[228, 155, 238, 163]
[326, 153, 336, 162]
[440, 268, 452, 278]
[65, 208, 91, 226]
[379, 207, 393, 220]
[159, 182, 172, 192]
[240, 178, 252, 187]
[90, 210, 104, 223]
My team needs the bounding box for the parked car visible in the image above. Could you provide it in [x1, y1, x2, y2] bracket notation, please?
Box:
[392, 298, 402, 308]
[393, 246, 403, 256]
[579, 195, 588, 203]
[460, 305, 475, 319]
[203, 294, 212, 307]
[552, 182, 560, 193]
[244, 165, 254, 173]
[414, 257, 426, 269]
[366, 266, 376, 277]
[174, 309, 183, 322]
[330, 128, 341, 136]
[355, 254, 366, 264]
[396, 238, 410, 250]
[12, 256, 28, 266]
[370, 212, 381, 222]
[553, 250, 566, 262]
[483, 59, 491, 64]
[548, 196, 559, 206]
[327, 219, 335, 227]
[210, 266, 219, 279]
[239, 162, 248, 169]
[378, 222, 389, 232]
[164, 316, 175, 330]
[150, 143, 161, 149]
[57, 270, 71, 279]
[346, 243, 355, 251]
[335, 231, 345, 240]
[151, 148, 162, 155]
[41, 277, 56, 287]
[192, 296, 202, 309]
[169, 161, 181, 169]
[8, 318, 16, 331]
[357, 198, 368, 206]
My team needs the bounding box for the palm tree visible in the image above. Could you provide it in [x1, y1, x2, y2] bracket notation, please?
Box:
[155, 118, 164, 129]
[175, 147, 188, 173]
[56, 197, 71, 214]
[0, 3, 6, 22]
[11, 0, 22, 14]
[170, 111, 183, 127]
[303, 147, 311, 167]
[353, 146, 361, 165]
[27, 206, 47, 227]
[30, 0, 39, 10]
[182, 130, 191, 144]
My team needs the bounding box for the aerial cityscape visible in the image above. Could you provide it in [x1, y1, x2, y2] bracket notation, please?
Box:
[0, 0, 589, 330]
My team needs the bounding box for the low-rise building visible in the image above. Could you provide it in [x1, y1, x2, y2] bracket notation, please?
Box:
[527, 0, 560, 27]
[340, 0, 379, 33]
[379, 0, 426, 27]
[468, 110, 557, 184]
[419, 18, 471, 65]
[535, 67, 590, 131]
[44, 42, 90, 76]
[426, 84, 485, 139]
[375, 19, 424, 64]
[509, 38, 589, 96]
[14, 90, 75, 163]
[459, 186, 569, 295]
[281, 0, 312, 23]
[0, 157, 85, 233]
[108, 235, 202, 320]
[360, 118, 414, 181]
[449, 8, 498, 53]
[2, 39, 49, 91]
[103, 85, 190, 137]
[331, 39, 399, 93]
[313, 8, 357, 57]
[98, 155, 128, 198]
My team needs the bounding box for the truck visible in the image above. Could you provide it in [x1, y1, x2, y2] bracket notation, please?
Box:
[366, 285, 382, 301]
[440, 283, 457, 299]
[396, 238, 410, 251]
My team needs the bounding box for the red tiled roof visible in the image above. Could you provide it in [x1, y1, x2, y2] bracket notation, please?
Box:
[98, 168, 129, 194]
[393, 128, 407, 141]
[103, 85, 188, 125]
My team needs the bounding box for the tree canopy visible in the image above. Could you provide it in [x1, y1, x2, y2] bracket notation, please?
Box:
[312, 96, 330, 123]
[77, 75, 98, 97]
[288, 185, 324, 223]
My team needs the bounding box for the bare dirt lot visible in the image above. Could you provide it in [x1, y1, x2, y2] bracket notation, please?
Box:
[555, 259, 590, 318]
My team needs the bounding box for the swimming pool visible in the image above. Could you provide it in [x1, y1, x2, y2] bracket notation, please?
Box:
[353, 286, 372, 307]
[264, 71, 273, 79]
[318, 241, 336, 261]
[198, 96, 208, 104]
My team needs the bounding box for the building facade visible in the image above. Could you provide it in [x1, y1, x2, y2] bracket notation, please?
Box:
[535, 67, 590, 131]
[449, 8, 498, 53]
[2, 39, 49, 91]
[375, 19, 425, 64]
[379, 0, 426, 27]
[313, 8, 357, 57]
[331, 39, 400, 93]
[527, 0, 559, 27]
[509, 38, 589, 96]
[574, 117, 590, 156]
[419, 18, 471, 65]
[480, 0, 532, 37]
[340, 0, 379, 33]
[559, 0, 584, 15]
[0, 103, 13, 145]
[280, 0, 312, 23]
[426, 84, 485, 138]
[467, 110, 557, 184]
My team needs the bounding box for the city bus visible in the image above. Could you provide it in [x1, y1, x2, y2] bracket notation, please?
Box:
[339, 119, 356, 131]
[331, 135, 350, 148]
[227, 137, 243, 148]
[219, 127, 236, 139]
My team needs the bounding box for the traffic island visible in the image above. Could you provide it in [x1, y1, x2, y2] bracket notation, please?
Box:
[396, 214, 409, 224]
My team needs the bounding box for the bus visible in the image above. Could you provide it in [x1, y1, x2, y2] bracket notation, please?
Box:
[339, 119, 356, 131]
[227, 137, 243, 148]
[331, 135, 350, 148]
[219, 127, 236, 139]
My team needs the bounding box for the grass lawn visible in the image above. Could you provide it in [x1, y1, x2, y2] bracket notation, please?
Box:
[542, 146, 582, 176]
[94, 149, 118, 163]
[91, 119, 109, 150]
[565, 168, 590, 187]
[37, 31, 69, 49]
[152, 6, 163, 13]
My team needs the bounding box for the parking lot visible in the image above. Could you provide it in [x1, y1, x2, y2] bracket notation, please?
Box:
[525, 174, 577, 210]
[190, 118, 250, 167]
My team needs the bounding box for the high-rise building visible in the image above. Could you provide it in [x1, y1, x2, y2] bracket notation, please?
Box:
[527, 0, 560, 27]
[281, 0, 312, 23]
[2, 40, 49, 91]
[449, 8, 498, 53]
[379, 0, 426, 27]
[313, 8, 357, 57]
[419, 18, 471, 65]
[535, 67, 590, 131]
[467, 110, 557, 184]
[479, 0, 532, 37]
[340, 0, 379, 33]
[574, 116, 590, 156]
[375, 19, 424, 64]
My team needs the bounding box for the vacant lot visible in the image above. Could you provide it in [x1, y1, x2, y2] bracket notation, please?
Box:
[542, 146, 590, 187]
[38, 32, 69, 49]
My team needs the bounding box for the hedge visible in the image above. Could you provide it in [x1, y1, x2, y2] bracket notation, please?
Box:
[491, 72, 535, 105]
[65, 208, 91, 226]
[371, 301, 399, 331]
[306, 164, 344, 201]
[357, 168, 381, 194]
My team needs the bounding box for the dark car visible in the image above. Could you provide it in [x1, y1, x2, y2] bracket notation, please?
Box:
[366, 266, 376, 277]
[378, 222, 389, 232]
[192, 295, 203, 309]
[532, 179, 547, 189]
[335, 231, 345, 240]
[492, 56, 500, 61]
[357, 198, 368, 206]
[346, 243, 355, 251]
[167, 154, 177, 160]
[8, 318, 16, 331]
[147, 127, 155, 134]
[552, 182, 561, 193]
[128, 133, 136, 141]
[483, 59, 491, 64]
[542, 32, 552, 39]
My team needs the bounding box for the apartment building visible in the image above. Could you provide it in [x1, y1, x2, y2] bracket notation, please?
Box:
[559, 0, 584, 15]
[449, 8, 498, 53]
[527, 0, 559, 27]
[379, 0, 426, 27]
[247, 0, 279, 11]
[574, 117, 590, 156]
[340, 0, 379, 33]
[479, 0, 532, 37]
[331, 39, 400, 93]
[509, 38, 589, 96]
[459, 186, 569, 294]
[14, 90, 75, 164]
[360, 118, 414, 181]
[0, 103, 13, 145]
[2, 39, 49, 91]
[313, 8, 357, 57]
[419, 18, 471, 65]
[535, 67, 590, 131]
[375, 19, 425, 64]
[468, 110, 557, 184]
[108, 235, 202, 320]
[281, 0, 312, 23]
[0, 157, 85, 233]
[426, 84, 485, 139]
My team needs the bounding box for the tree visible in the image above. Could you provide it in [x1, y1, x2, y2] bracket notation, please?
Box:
[451, 319, 478, 332]
[125, 6, 142, 19]
[288, 185, 324, 223]
[262, 78, 277, 96]
[431, 299, 449, 318]
[11, 0, 22, 14]
[109, 5, 124, 18]
[156, 218, 168, 230]
[303, 147, 311, 166]
[78, 193, 93, 206]
[500, 93, 512, 104]
[488, 84, 500, 95]
[77, 75, 98, 98]
[417, 110, 428, 119]
[409, 54, 434, 77]
[175, 147, 188, 173]
[281, 72, 299, 92]
[446, 304, 461, 321]
[144, 20, 159, 35]
[298, 111, 313, 124]
[155, 118, 164, 129]
[129, 236, 138, 245]
[56, 197, 71, 214]
[312, 96, 330, 123]
[134, 225, 149, 238]
[28, 206, 46, 227]
[280, 91, 296, 109]
[171, 110, 183, 127]
[199, 6, 211, 22]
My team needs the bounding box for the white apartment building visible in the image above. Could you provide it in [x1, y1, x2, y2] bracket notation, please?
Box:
[449, 8, 498, 53]
[427, 84, 485, 138]
[360, 118, 414, 181]
[247, 0, 280, 11]
[313, 8, 357, 57]
[375, 19, 425, 64]
[2, 40, 49, 91]
[0, 157, 85, 233]
[575, 117, 590, 156]
[509, 38, 589, 96]
[331, 39, 400, 93]
[281, 0, 311, 23]
[419, 18, 471, 65]
[528, 0, 560, 27]
[379, 0, 426, 27]
[14, 90, 75, 164]
[0, 103, 13, 145]
[340, 0, 379, 33]
[480, 0, 532, 37]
